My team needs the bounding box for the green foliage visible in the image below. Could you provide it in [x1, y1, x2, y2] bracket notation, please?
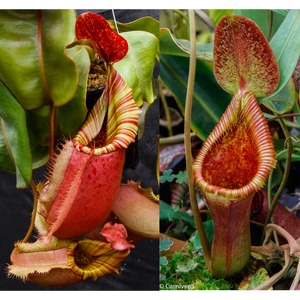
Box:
[115, 31, 158, 107]
[239, 268, 272, 290]
[0, 10, 90, 188]
[0, 10, 158, 188]
[175, 170, 187, 183]
[159, 237, 173, 251]
[176, 259, 198, 273]
[160, 9, 300, 118]
[160, 169, 187, 184]
[160, 169, 176, 183]
[159, 241, 235, 290]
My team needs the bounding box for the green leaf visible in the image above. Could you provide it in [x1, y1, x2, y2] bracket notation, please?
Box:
[159, 256, 168, 266]
[160, 54, 231, 141]
[262, 79, 295, 114]
[0, 81, 32, 188]
[233, 9, 284, 40]
[209, 9, 234, 25]
[193, 220, 214, 248]
[159, 28, 213, 61]
[159, 237, 174, 251]
[233, 9, 271, 38]
[260, 9, 300, 104]
[108, 17, 159, 39]
[173, 221, 188, 234]
[114, 31, 158, 107]
[0, 10, 90, 187]
[0, 10, 80, 109]
[160, 169, 176, 183]
[56, 44, 89, 139]
[176, 260, 198, 273]
[239, 268, 272, 290]
[160, 200, 196, 229]
[175, 170, 187, 184]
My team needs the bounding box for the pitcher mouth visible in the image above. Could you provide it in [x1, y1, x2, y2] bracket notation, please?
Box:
[73, 64, 142, 156]
[193, 89, 276, 200]
[7, 237, 130, 285]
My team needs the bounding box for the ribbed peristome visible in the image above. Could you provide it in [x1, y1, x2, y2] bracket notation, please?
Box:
[67, 238, 130, 281]
[193, 89, 276, 200]
[73, 64, 142, 155]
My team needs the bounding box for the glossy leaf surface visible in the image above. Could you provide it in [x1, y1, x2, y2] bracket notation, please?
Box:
[0, 10, 80, 109]
[160, 54, 231, 141]
[108, 16, 159, 39]
[260, 9, 300, 103]
[114, 31, 158, 107]
[0, 10, 90, 187]
[214, 15, 279, 97]
[159, 28, 213, 61]
[262, 79, 295, 114]
[0, 81, 32, 187]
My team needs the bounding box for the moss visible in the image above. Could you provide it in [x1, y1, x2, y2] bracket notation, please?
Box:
[160, 243, 236, 290]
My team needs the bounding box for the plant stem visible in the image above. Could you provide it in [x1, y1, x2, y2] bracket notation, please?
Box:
[173, 9, 190, 39]
[22, 179, 38, 243]
[158, 76, 173, 137]
[266, 113, 300, 123]
[184, 9, 211, 267]
[159, 132, 198, 146]
[262, 118, 292, 244]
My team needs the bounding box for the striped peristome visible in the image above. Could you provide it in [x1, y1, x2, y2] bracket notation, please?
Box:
[73, 64, 142, 155]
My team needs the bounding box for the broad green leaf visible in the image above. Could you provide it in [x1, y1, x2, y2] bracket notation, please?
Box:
[108, 17, 159, 39]
[159, 28, 213, 61]
[0, 10, 80, 109]
[0, 10, 90, 187]
[114, 31, 158, 107]
[262, 79, 295, 114]
[271, 9, 289, 17]
[209, 9, 234, 25]
[0, 81, 32, 188]
[56, 44, 89, 139]
[260, 9, 300, 103]
[160, 54, 231, 141]
[0, 81, 50, 187]
[26, 44, 89, 147]
[234, 9, 271, 37]
[233, 10, 285, 40]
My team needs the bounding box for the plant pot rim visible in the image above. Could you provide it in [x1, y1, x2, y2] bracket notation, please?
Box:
[87, 86, 106, 95]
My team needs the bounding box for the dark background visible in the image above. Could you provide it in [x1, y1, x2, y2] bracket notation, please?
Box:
[0, 9, 159, 291]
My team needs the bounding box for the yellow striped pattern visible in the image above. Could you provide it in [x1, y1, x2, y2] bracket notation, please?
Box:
[67, 238, 130, 281]
[73, 64, 142, 155]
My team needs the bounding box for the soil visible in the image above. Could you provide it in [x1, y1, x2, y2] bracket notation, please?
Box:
[87, 54, 107, 89]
